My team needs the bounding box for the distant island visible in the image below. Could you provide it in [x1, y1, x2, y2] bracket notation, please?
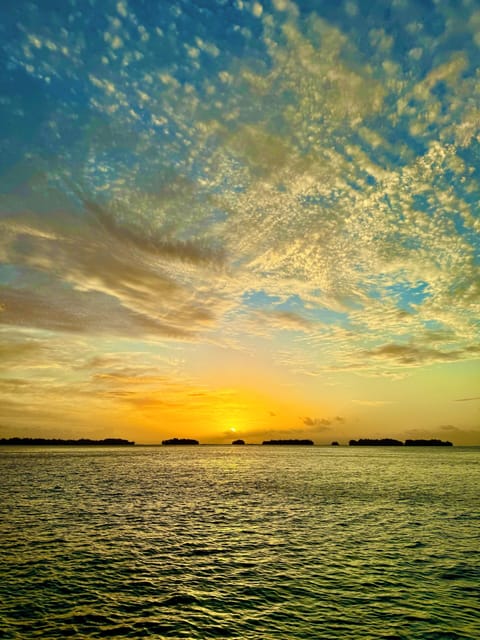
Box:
[161, 438, 199, 445]
[350, 438, 403, 446]
[0, 438, 135, 446]
[262, 439, 314, 445]
[405, 439, 453, 446]
[232, 439, 245, 445]
[349, 438, 453, 446]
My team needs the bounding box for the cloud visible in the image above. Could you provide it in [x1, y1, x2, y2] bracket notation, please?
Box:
[362, 343, 464, 366]
[439, 425, 459, 432]
[454, 397, 480, 403]
[1, 0, 479, 378]
[302, 416, 344, 430]
[0, 378, 32, 390]
[0, 195, 230, 339]
[0, 279, 193, 339]
[0, 337, 44, 362]
[303, 416, 330, 427]
[82, 196, 226, 267]
[242, 309, 313, 336]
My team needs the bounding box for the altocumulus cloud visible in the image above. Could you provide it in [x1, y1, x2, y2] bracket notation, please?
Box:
[0, 0, 479, 375]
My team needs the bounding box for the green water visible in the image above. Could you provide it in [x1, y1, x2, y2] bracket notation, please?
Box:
[1, 446, 479, 638]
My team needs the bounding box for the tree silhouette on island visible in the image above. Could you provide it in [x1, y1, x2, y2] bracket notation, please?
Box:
[262, 439, 314, 445]
[349, 438, 453, 446]
[0, 438, 134, 446]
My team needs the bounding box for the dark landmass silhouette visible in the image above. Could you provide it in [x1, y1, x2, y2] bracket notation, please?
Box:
[162, 438, 199, 445]
[0, 438, 134, 446]
[350, 438, 403, 446]
[405, 439, 453, 446]
[331, 441, 340, 446]
[232, 439, 245, 445]
[349, 438, 453, 446]
[262, 439, 314, 445]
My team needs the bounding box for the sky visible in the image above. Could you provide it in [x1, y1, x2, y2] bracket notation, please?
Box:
[0, 0, 479, 445]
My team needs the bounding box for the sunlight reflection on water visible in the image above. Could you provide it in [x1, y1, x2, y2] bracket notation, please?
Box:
[1, 446, 479, 639]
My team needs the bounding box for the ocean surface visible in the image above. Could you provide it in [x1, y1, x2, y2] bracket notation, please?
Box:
[1, 445, 479, 639]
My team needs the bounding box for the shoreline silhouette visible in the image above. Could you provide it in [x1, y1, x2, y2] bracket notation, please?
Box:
[0, 438, 135, 446]
[262, 439, 314, 445]
[349, 438, 453, 446]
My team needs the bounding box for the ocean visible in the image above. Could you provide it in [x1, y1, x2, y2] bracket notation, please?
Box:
[1, 445, 479, 639]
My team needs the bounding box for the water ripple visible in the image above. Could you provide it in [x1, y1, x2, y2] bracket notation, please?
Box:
[0, 446, 479, 639]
